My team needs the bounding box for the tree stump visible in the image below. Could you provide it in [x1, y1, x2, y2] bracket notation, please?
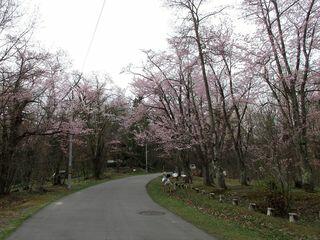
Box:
[267, 207, 275, 216]
[289, 213, 298, 223]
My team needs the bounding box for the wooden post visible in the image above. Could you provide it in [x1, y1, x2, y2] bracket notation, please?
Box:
[209, 193, 215, 199]
[248, 203, 257, 211]
[289, 213, 298, 223]
[267, 207, 275, 216]
[232, 198, 239, 206]
[173, 182, 177, 191]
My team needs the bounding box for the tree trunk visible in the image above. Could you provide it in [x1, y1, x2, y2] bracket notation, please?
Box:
[214, 146, 227, 189]
[299, 135, 314, 191]
[216, 166, 227, 189]
[93, 157, 102, 179]
[0, 149, 16, 195]
[0, 165, 15, 195]
[239, 168, 248, 186]
[238, 153, 248, 186]
[202, 162, 212, 186]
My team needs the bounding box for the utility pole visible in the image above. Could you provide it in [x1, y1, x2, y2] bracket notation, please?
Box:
[68, 132, 73, 189]
[68, 90, 74, 190]
[145, 142, 148, 173]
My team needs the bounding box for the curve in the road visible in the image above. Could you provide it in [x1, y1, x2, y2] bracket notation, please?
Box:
[8, 174, 216, 240]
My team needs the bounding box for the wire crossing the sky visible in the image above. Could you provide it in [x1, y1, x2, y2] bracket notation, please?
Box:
[81, 0, 107, 72]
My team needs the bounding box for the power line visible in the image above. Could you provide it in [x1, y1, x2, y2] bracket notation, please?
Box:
[63, 0, 106, 101]
[68, 0, 106, 190]
[81, 0, 107, 72]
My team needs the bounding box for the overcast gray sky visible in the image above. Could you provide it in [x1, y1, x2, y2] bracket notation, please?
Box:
[24, 0, 172, 89]
[25, 0, 246, 89]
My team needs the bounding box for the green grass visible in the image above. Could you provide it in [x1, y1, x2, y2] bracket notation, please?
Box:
[147, 178, 320, 240]
[0, 170, 145, 240]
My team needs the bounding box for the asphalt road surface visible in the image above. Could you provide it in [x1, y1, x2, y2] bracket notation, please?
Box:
[8, 174, 216, 240]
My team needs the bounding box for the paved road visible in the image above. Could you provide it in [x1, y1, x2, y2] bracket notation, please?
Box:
[8, 174, 216, 240]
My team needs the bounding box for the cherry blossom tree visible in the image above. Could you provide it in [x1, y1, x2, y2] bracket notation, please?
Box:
[243, 0, 320, 191]
[75, 74, 128, 179]
[129, 39, 227, 186]
[0, 42, 73, 194]
[162, 0, 231, 187]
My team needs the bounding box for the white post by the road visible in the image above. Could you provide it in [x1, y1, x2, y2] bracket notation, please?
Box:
[68, 133, 73, 189]
[145, 142, 148, 173]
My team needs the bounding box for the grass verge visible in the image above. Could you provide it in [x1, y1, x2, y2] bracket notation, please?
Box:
[147, 177, 320, 240]
[0, 170, 144, 240]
